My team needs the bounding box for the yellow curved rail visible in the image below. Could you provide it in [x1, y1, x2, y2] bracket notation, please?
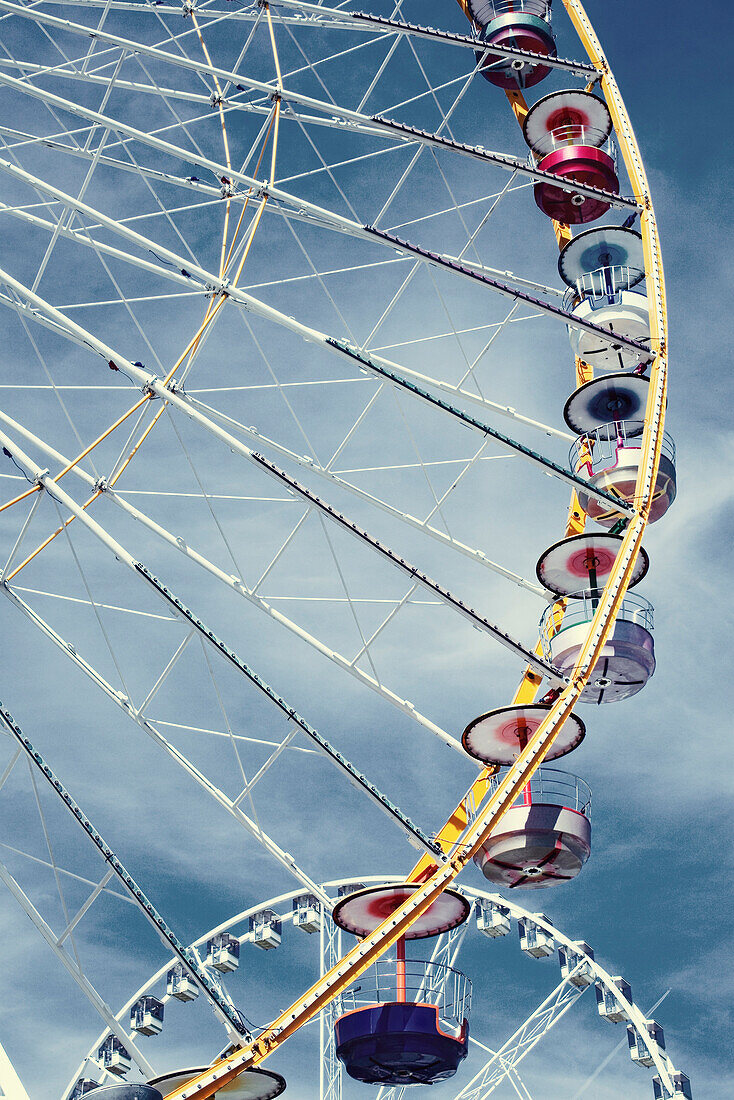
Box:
[162, 3, 668, 1095]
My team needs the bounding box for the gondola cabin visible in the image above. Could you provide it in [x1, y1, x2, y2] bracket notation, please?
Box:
[293, 893, 322, 934]
[331, 884, 471, 1086]
[166, 963, 199, 1002]
[206, 932, 240, 973]
[472, 768, 591, 889]
[559, 226, 651, 370]
[653, 1072, 693, 1099]
[250, 909, 282, 951]
[569, 420, 677, 528]
[523, 90, 619, 223]
[627, 1020, 666, 1067]
[518, 915, 555, 958]
[96, 1037, 131, 1078]
[558, 942, 595, 987]
[471, 1, 556, 89]
[476, 898, 511, 938]
[540, 590, 656, 704]
[596, 977, 632, 1022]
[130, 996, 164, 1037]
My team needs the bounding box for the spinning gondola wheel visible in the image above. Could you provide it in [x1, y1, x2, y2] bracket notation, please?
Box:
[0, 1, 689, 1098]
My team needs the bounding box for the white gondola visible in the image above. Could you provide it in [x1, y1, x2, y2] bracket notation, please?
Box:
[653, 1072, 693, 1099]
[558, 226, 651, 371]
[568, 289, 651, 371]
[628, 1019, 666, 1067]
[70, 1079, 98, 1098]
[97, 1036, 131, 1077]
[337, 882, 366, 898]
[473, 768, 592, 888]
[166, 963, 199, 1002]
[476, 899, 511, 938]
[595, 976, 632, 1022]
[558, 942, 595, 988]
[570, 420, 677, 528]
[293, 893, 322, 934]
[130, 995, 164, 1036]
[518, 915, 554, 958]
[206, 932, 240, 973]
[250, 908, 282, 950]
[540, 591, 656, 705]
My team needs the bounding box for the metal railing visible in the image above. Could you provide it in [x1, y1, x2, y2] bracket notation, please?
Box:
[529, 130, 616, 162]
[539, 590, 655, 656]
[487, 766, 591, 818]
[569, 420, 676, 478]
[474, 0, 552, 21]
[562, 265, 647, 311]
[338, 959, 471, 1031]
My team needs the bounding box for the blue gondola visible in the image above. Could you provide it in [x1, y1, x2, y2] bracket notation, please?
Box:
[331, 885, 472, 1087]
[335, 1000, 468, 1085]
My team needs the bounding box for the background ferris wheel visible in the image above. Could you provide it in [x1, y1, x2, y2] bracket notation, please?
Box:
[0, 1, 729, 1098]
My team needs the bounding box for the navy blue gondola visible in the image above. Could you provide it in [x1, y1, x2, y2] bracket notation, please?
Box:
[335, 1001, 468, 1085]
[331, 884, 472, 1087]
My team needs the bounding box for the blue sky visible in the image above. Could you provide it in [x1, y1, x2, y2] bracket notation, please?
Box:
[0, 1, 730, 1097]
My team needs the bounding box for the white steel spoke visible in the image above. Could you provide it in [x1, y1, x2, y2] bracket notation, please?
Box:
[1, 493, 43, 577]
[349, 579, 419, 668]
[3, 582, 334, 904]
[0, 858, 156, 1078]
[163, 403, 251, 583]
[0, 407, 464, 749]
[148, 718, 319, 755]
[252, 507, 313, 596]
[0, 840, 134, 904]
[232, 727, 299, 807]
[317, 511, 382, 684]
[53, 497, 135, 702]
[0, 747, 21, 793]
[137, 627, 197, 715]
[27, 759, 83, 970]
[10, 584, 176, 622]
[55, 868, 115, 947]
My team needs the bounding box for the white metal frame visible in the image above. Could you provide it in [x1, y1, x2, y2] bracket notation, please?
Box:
[57, 876, 687, 1100]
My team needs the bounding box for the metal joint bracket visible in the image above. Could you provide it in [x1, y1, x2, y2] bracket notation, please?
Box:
[93, 477, 109, 493]
[141, 377, 160, 399]
[33, 467, 49, 486]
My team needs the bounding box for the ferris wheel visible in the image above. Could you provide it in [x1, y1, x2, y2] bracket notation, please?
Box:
[0, 1, 689, 1098]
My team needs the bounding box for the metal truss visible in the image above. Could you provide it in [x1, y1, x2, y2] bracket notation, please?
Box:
[320, 913, 344, 1100]
[454, 970, 587, 1098]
